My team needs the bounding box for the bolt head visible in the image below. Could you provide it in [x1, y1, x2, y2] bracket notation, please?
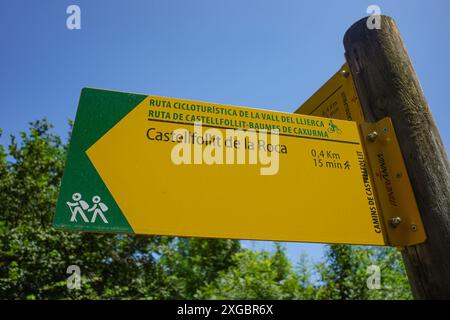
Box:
[367, 131, 378, 142]
[390, 217, 402, 228]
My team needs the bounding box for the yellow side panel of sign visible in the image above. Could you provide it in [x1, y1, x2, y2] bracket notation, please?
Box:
[361, 118, 426, 246]
[295, 64, 365, 123]
[86, 95, 386, 245]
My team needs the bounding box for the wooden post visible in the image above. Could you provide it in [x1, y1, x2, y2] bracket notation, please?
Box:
[343, 15, 450, 299]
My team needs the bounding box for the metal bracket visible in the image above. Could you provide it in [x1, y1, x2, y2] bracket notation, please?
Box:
[360, 117, 426, 246]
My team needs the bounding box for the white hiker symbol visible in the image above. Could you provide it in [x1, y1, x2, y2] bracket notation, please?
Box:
[66, 193, 89, 222]
[88, 196, 109, 224]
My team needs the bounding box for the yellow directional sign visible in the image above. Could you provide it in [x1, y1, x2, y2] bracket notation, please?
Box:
[295, 63, 365, 123]
[54, 88, 425, 246]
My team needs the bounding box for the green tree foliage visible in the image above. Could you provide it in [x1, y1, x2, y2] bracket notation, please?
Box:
[197, 244, 315, 299]
[0, 120, 413, 299]
[316, 245, 412, 300]
[152, 238, 241, 299]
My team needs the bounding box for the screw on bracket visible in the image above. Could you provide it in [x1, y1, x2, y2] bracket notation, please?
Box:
[367, 131, 378, 142]
[390, 217, 402, 228]
[410, 224, 417, 232]
[341, 69, 349, 78]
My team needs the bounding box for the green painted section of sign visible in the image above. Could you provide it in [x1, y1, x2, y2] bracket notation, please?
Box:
[53, 88, 147, 233]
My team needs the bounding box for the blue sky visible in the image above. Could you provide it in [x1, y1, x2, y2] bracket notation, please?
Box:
[1, 0, 449, 264]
